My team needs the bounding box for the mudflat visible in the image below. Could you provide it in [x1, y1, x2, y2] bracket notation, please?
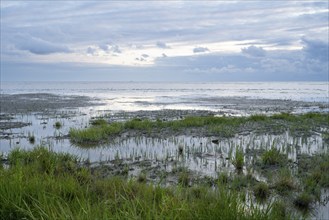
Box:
[0, 93, 100, 114]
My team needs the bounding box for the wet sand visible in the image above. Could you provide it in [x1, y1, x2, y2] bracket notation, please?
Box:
[0, 93, 101, 130]
[0, 93, 101, 114]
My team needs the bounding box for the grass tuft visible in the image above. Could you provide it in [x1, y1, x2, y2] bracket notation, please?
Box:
[294, 192, 313, 211]
[274, 170, 295, 195]
[253, 182, 270, 201]
[262, 148, 286, 166]
[233, 148, 244, 170]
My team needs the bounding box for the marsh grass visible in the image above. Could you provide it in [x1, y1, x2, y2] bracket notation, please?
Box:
[137, 172, 147, 183]
[297, 153, 329, 203]
[69, 122, 123, 145]
[294, 192, 313, 211]
[69, 113, 329, 146]
[270, 200, 289, 219]
[262, 148, 286, 166]
[0, 147, 276, 220]
[233, 147, 244, 170]
[253, 182, 270, 201]
[91, 118, 107, 126]
[274, 169, 295, 195]
[178, 170, 190, 187]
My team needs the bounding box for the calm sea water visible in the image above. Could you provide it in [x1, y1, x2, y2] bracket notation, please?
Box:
[1, 81, 328, 112]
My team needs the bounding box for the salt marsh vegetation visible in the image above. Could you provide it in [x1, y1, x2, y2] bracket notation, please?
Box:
[1, 110, 328, 219]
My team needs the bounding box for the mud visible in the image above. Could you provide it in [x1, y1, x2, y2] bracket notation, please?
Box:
[0, 93, 101, 114]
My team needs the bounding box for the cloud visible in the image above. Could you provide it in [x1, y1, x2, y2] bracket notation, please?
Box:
[193, 47, 209, 53]
[156, 41, 170, 49]
[99, 44, 122, 53]
[241, 45, 266, 57]
[86, 46, 96, 55]
[302, 38, 328, 61]
[1, 1, 328, 81]
[13, 34, 71, 55]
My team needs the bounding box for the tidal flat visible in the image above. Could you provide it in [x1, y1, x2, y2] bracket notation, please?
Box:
[0, 93, 328, 219]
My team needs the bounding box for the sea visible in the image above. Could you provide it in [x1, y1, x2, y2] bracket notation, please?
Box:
[1, 81, 328, 112]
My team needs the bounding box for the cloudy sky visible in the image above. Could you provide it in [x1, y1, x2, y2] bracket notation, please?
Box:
[1, 1, 328, 81]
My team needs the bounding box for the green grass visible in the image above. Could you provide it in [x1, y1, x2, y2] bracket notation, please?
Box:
[69, 122, 123, 145]
[69, 113, 329, 146]
[274, 169, 295, 195]
[270, 200, 290, 219]
[233, 148, 244, 170]
[90, 118, 108, 126]
[294, 192, 313, 211]
[253, 182, 270, 201]
[0, 147, 277, 220]
[262, 148, 286, 166]
[178, 169, 190, 187]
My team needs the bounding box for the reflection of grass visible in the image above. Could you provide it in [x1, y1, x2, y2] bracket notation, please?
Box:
[69, 113, 329, 146]
[1, 147, 276, 219]
[322, 132, 329, 143]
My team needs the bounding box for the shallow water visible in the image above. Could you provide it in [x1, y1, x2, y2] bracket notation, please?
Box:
[1, 107, 327, 173]
[1, 81, 328, 112]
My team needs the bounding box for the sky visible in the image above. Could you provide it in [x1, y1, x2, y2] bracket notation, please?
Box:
[1, 1, 328, 81]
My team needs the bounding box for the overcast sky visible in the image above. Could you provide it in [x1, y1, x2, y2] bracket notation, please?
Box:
[1, 1, 328, 81]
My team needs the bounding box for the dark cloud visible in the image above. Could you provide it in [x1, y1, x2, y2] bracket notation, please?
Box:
[241, 45, 266, 57]
[302, 38, 329, 61]
[99, 44, 109, 51]
[193, 47, 209, 53]
[14, 34, 71, 55]
[86, 46, 96, 55]
[155, 48, 327, 80]
[99, 44, 122, 53]
[136, 54, 149, 62]
[156, 41, 170, 49]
